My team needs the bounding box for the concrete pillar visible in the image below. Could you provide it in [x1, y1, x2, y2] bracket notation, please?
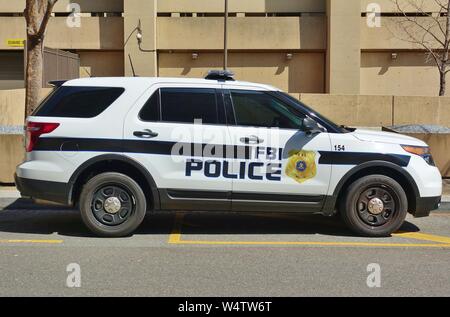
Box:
[124, 0, 157, 77]
[326, 0, 361, 94]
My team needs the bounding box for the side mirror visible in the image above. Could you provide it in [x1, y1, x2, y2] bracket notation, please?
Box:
[302, 117, 320, 133]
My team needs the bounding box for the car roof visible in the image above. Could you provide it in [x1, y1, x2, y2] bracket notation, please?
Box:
[62, 77, 280, 92]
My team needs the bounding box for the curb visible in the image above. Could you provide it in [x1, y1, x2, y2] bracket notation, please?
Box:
[0, 190, 21, 199]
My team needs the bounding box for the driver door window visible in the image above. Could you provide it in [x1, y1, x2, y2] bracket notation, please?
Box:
[231, 90, 306, 130]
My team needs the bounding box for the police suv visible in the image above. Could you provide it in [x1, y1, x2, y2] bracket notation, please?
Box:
[15, 71, 442, 237]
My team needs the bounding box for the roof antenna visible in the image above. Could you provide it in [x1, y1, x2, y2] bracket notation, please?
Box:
[128, 54, 137, 77]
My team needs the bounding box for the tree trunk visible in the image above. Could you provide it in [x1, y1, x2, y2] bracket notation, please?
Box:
[24, 0, 57, 118]
[25, 36, 44, 117]
[439, 68, 446, 96]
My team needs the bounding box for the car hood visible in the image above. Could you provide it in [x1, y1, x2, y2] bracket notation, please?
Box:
[351, 129, 427, 146]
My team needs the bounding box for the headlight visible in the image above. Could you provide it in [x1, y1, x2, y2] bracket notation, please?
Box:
[401, 145, 435, 166]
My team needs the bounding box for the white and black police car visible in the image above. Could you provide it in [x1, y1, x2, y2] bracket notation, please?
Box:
[15, 71, 442, 237]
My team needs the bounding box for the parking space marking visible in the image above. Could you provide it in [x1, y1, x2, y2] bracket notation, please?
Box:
[393, 232, 450, 244]
[0, 239, 63, 244]
[168, 213, 450, 248]
[168, 213, 183, 244]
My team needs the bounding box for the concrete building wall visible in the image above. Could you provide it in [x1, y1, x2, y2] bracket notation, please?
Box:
[0, 0, 448, 96]
[0, 0, 123, 13]
[159, 52, 325, 94]
[326, 0, 361, 94]
[360, 52, 449, 96]
[157, 16, 326, 50]
[0, 17, 124, 50]
[79, 51, 124, 78]
[360, 0, 446, 13]
[394, 96, 450, 126]
[359, 1, 447, 96]
[361, 17, 444, 50]
[158, 0, 326, 13]
[0, 89, 52, 126]
[124, 0, 157, 77]
[299, 93, 393, 127]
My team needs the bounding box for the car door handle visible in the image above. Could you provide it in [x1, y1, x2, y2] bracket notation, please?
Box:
[133, 129, 158, 138]
[240, 135, 264, 144]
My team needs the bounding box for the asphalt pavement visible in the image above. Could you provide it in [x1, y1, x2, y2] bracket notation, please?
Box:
[0, 198, 449, 297]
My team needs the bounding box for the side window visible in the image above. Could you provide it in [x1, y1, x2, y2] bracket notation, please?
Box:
[160, 88, 218, 124]
[33, 86, 125, 118]
[231, 90, 306, 129]
[139, 90, 160, 122]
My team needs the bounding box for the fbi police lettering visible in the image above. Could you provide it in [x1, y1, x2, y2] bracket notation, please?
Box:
[183, 145, 318, 183]
[170, 122, 320, 183]
[185, 145, 284, 181]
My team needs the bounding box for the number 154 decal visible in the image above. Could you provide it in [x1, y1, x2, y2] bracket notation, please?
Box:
[334, 145, 346, 152]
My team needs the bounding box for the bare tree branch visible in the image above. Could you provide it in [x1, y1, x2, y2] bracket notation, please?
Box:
[389, 0, 450, 95]
[36, 0, 57, 38]
[394, 1, 446, 46]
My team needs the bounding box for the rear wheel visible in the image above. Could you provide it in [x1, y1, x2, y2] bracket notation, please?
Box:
[339, 175, 408, 237]
[79, 172, 146, 237]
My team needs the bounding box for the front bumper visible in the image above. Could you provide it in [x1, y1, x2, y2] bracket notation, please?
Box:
[412, 196, 441, 218]
[14, 173, 70, 205]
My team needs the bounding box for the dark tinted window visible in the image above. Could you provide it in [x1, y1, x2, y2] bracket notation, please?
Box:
[279, 92, 344, 133]
[139, 90, 160, 121]
[34, 86, 125, 118]
[160, 88, 218, 124]
[231, 90, 305, 129]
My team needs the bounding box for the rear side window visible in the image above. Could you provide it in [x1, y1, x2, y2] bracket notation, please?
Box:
[34, 86, 125, 118]
[160, 88, 218, 124]
[139, 90, 160, 122]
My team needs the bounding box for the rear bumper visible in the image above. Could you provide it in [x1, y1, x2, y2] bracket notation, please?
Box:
[412, 196, 441, 218]
[14, 173, 70, 205]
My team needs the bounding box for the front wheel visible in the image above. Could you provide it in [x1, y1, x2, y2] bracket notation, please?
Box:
[79, 172, 147, 237]
[339, 175, 408, 237]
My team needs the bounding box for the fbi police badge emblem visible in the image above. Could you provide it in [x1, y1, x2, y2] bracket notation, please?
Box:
[285, 150, 317, 184]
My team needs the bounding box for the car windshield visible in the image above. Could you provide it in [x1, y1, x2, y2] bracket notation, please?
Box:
[278, 92, 350, 133]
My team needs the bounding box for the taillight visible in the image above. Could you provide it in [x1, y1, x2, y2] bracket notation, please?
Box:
[25, 122, 60, 152]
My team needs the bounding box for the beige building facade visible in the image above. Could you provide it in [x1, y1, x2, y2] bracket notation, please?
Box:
[0, 0, 447, 96]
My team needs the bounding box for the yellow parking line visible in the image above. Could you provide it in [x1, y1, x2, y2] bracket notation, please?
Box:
[393, 232, 450, 244]
[168, 213, 183, 244]
[168, 213, 450, 248]
[171, 239, 450, 248]
[0, 239, 63, 244]
[168, 230, 182, 243]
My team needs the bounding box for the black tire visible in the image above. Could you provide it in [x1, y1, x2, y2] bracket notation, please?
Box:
[79, 172, 147, 237]
[339, 175, 408, 237]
